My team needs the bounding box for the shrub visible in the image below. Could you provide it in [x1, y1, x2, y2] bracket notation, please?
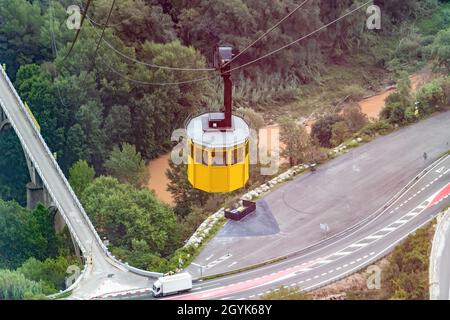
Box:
[341, 85, 366, 101]
[0, 269, 44, 300]
[17, 256, 81, 294]
[330, 121, 351, 147]
[415, 77, 450, 114]
[311, 114, 345, 148]
[380, 103, 407, 124]
[359, 120, 393, 137]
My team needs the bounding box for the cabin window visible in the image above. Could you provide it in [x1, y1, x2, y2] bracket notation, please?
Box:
[231, 147, 244, 165]
[195, 147, 209, 165]
[211, 150, 227, 166]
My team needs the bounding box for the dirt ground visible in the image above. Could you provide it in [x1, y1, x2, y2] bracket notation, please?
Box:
[146, 153, 174, 205]
[359, 66, 433, 120]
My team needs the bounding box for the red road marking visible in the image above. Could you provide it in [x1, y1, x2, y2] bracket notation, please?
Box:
[164, 258, 324, 300]
[427, 183, 450, 208]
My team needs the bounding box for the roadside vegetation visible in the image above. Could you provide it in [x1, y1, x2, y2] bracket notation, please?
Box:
[0, 0, 449, 294]
[265, 221, 434, 300]
[262, 286, 313, 300]
[347, 222, 434, 300]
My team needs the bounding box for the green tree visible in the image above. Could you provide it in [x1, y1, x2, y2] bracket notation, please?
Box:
[374, 0, 438, 26]
[81, 176, 180, 257]
[380, 103, 407, 124]
[0, 200, 60, 269]
[430, 27, 450, 72]
[0, 130, 29, 205]
[69, 160, 95, 197]
[311, 114, 344, 148]
[18, 256, 80, 294]
[74, 102, 109, 171]
[330, 121, 351, 147]
[380, 73, 413, 125]
[342, 104, 368, 132]
[0, 269, 44, 300]
[236, 107, 265, 130]
[91, 0, 176, 45]
[280, 117, 312, 167]
[179, 206, 209, 241]
[104, 143, 149, 188]
[131, 41, 209, 159]
[166, 161, 210, 218]
[0, 0, 48, 79]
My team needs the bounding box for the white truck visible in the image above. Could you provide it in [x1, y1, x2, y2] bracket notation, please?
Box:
[152, 273, 193, 298]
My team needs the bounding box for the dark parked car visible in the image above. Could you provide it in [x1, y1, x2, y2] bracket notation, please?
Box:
[225, 200, 256, 221]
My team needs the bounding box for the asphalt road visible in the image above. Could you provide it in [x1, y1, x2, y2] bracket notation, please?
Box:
[0, 69, 149, 299]
[187, 112, 450, 279]
[120, 155, 449, 300]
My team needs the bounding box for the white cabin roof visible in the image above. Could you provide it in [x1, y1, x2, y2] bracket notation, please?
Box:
[186, 113, 250, 149]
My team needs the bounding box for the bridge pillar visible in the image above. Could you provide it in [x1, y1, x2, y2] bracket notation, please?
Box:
[0, 108, 10, 131]
[26, 181, 46, 210]
[23, 153, 53, 209]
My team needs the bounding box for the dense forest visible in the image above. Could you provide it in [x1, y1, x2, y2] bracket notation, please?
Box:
[0, 0, 449, 298]
[0, 0, 444, 179]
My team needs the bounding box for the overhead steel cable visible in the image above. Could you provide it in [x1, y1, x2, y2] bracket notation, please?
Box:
[76, 0, 215, 72]
[50, 0, 213, 86]
[98, 57, 218, 86]
[223, 0, 311, 67]
[92, 0, 116, 60]
[226, 1, 372, 74]
[64, 0, 93, 60]
[88, 18, 216, 72]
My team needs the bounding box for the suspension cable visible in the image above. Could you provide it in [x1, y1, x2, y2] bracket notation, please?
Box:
[227, 1, 371, 74]
[223, 0, 312, 67]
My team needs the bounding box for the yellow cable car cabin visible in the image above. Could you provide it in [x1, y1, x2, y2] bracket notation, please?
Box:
[185, 46, 250, 193]
[186, 113, 250, 193]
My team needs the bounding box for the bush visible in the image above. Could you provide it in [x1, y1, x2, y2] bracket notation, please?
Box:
[330, 121, 351, 147]
[383, 224, 432, 300]
[311, 114, 345, 148]
[430, 27, 450, 72]
[380, 102, 407, 124]
[81, 176, 181, 258]
[262, 286, 313, 300]
[17, 256, 81, 294]
[341, 85, 366, 101]
[359, 120, 393, 137]
[415, 77, 450, 114]
[0, 269, 44, 300]
[342, 105, 368, 132]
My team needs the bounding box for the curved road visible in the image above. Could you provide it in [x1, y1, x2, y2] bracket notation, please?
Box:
[188, 112, 450, 279]
[110, 155, 448, 300]
[106, 112, 450, 300]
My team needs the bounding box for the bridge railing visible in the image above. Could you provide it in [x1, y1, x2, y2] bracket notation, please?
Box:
[0, 65, 163, 280]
